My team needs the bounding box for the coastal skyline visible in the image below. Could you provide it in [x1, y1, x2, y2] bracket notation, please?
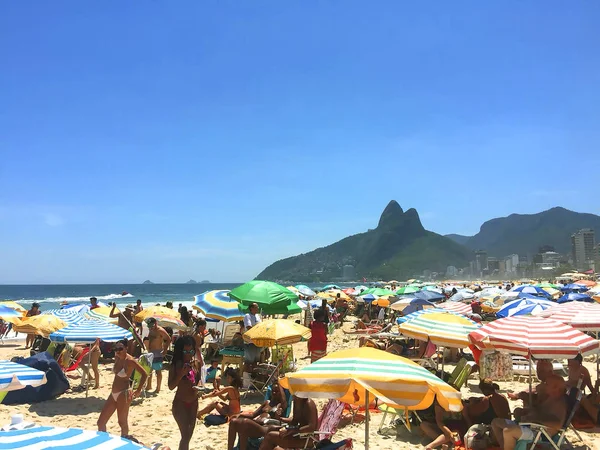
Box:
[1, 2, 599, 284]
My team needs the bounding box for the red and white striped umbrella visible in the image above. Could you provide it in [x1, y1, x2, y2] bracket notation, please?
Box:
[438, 301, 472, 316]
[536, 302, 600, 332]
[468, 316, 599, 359]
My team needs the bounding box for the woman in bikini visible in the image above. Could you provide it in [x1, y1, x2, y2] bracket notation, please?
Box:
[168, 335, 201, 450]
[197, 367, 242, 419]
[97, 339, 147, 437]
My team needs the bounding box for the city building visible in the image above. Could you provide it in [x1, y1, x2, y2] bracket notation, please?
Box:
[474, 250, 488, 276]
[446, 265, 458, 278]
[571, 228, 596, 271]
[504, 254, 519, 275]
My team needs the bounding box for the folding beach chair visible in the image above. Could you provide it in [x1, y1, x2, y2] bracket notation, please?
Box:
[446, 357, 467, 385]
[377, 404, 422, 432]
[296, 399, 345, 448]
[64, 347, 91, 377]
[450, 361, 475, 391]
[271, 344, 294, 374]
[131, 352, 153, 400]
[246, 352, 288, 395]
[517, 384, 584, 450]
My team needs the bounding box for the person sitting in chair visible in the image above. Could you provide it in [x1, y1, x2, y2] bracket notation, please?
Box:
[491, 374, 568, 450]
[462, 378, 511, 427]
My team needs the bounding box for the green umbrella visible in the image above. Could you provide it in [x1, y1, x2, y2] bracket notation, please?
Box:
[321, 284, 341, 291]
[360, 288, 396, 297]
[537, 282, 560, 289]
[396, 285, 421, 295]
[229, 280, 298, 308]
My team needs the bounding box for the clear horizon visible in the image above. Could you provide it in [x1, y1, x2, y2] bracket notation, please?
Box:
[1, 2, 599, 284]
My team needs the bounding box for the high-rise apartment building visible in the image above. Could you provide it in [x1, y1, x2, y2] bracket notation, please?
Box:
[571, 228, 596, 270]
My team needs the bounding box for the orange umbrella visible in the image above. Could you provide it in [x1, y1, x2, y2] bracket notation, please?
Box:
[576, 280, 597, 287]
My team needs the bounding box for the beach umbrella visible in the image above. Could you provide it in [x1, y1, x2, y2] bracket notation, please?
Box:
[496, 298, 555, 318]
[295, 285, 317, 297]
[537, 282, 560, 289]
[414, 290, 446, 302]
[468, 316, 599, 359]
[561, 283, 589, 293]
[390, 297, 434, 314]
[257, 301, 303, 315]
[60, 304, 91, 314]
[0, 301, 27, 313]
[41, 309, 87, 326]
[510, 285, 551, 298]
[437, 301, 472, 316]
[84, 306, 118, 324]
[474, 287, 504, 299]
[193, 290, 243, 322]
[353, 285, 368, 294]
[449, 290, 475, 302]
[282, 347, 462, 449]
[134, 305, 180, 323]
[398, 310, 480, 348]
[150, 314, 188, 330]
[321, 284, 341, 291]
[317, 289, 351, 302]
[0, 360, 47, 392]
[575, 280, 597, 287]
[229, 281, 298, 309]
[243, 319, 311, 347]
[557, 293, 594, 304]
[358, 294, 378, 303]
[0, 305, 23, 324]
[421, 286, 442, 293]
[49, 319, 133, 343]
[537, 302, 600, 332]
[12, 315, 67, 337]
[360, 288, 396, 297]
[395, 285, 421, 295]
[372, 298, 390, 307]
[0, 425, 147, 449]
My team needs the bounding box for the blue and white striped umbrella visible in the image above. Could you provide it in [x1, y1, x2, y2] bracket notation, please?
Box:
[0, 305, 22, 320]
[510, 285, 551, 298]
[193, 290, 243, 322]
[42, 309, 86, 326]
[49, 319, 132, 344]
[0, 425, 147, 449]
[496, 298, 556, 318]
[0, 360, 47, 392]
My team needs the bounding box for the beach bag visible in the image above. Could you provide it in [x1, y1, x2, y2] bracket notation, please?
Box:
[463, 423, 491, 450]
[204, 414, 228, 426]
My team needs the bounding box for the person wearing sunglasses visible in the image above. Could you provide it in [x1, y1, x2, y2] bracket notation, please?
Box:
[168, 335, 201, 450]
[97, 339, 148, 437]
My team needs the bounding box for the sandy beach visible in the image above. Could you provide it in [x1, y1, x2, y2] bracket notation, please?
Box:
[2, 324, 600, 450]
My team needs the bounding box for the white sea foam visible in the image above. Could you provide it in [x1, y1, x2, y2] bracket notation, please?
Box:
[21, 293, 134, 304]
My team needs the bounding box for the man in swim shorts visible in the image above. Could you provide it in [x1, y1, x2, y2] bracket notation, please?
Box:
[143, 317, 170, 394]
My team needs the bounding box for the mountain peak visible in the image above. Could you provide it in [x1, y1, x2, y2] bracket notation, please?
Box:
[378, 200, 404, 228]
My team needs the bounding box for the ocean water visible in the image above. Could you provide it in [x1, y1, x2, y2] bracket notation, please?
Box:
[0, 283, 243, 311]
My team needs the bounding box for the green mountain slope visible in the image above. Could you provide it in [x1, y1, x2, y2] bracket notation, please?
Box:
[446, 207, 600, 256]
[257, 201, 472, 281]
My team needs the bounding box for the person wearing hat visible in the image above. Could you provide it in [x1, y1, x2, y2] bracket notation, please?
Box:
[25, 302, 41, 349]
[110, 303, 135, 331]
[143, 317, 170, 394]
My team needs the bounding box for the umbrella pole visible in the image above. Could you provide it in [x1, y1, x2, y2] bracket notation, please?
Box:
[365, 390, 370, 450]
[86, 349, 91, 398]
[528, 354, 532, 407]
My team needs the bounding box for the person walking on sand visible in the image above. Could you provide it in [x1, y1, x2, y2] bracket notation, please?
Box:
[25, 302, 41, 349]
[168, 335, 201, 450]
[143, 317, 170, 394]
[97, 339, 147, 437]
[308, 309, 328, 363]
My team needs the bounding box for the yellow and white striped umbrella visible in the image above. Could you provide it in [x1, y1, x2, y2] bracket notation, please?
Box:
[243, 319, 311, 347]
[84, 306, 118, 324]
[134, 306, 180, 322]
[283, 347, 462, 412]
[398, 310, 480, 348]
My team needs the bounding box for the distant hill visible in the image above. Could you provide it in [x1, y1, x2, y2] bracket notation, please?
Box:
[185, 280, 198, 284]
[445, 207, 600, 256]
[257, 200, 472, 282]
[142, 280, 154, 284]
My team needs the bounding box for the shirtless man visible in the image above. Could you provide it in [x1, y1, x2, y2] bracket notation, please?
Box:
[492, 374, 567, 450]
[143, 317, 170, 394]
[508, 359, 552, 417]
[110, 304, 137, 354]
[258, 396, 318, 450]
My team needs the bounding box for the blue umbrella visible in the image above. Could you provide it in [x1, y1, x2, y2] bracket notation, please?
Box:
[42, 309, 86, 326]
[193, 290, 243, 322]
[295, 285, 316, 297]
[390, 297, 434, 315]
[0, 360, 47, 392]
[0, 425, 146, 449]
[557, 293, 594, 304]
[510, 285, 551, 298]
[561, 284, 589, 293]
[359, 294, 378, 302]
[49, 319, 132, 343]
[496, 298, 556, 318]
[0, 305, 22, 320]
[414, 290, 446, 302]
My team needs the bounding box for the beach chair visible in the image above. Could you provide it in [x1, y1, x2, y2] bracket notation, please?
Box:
[296, 399, 345, 448]
[131, 352, 153, 400]
[450, 361, 475, 391]
[220, 324, 241, 347]
[246, 352, 288, 395]
[512, 356, 566, 377]
[446, 357, 467, 385]
[517, 385, 584, 450]
[64, 347, 91, 377]
[377, 404, 422, 432]
[271, 344, 294, 374]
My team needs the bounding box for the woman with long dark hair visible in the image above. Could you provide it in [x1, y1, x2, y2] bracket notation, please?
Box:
[197, 367, 242, 418]
[168, 335, 201, 450]
[97, 339, 147, 437]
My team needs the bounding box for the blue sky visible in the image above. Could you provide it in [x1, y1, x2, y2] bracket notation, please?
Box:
[1, 2, 599, 283]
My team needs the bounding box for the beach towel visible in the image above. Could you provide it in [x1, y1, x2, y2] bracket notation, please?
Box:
[204, 414, 228, 426]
